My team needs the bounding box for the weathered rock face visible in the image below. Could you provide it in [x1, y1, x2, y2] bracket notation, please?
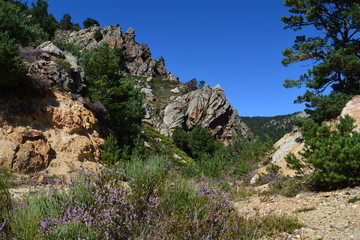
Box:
[0, 90, 104, 176]
[34, 41, 86, 93]
[60, 25, 178, 81]
[144, 84, 252, 145]
[340, 95, 360, 131]
[0, 46, 103, 176]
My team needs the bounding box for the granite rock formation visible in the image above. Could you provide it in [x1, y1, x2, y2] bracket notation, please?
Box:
[144, 84, 252, 145]
[58, 25, 178, 81]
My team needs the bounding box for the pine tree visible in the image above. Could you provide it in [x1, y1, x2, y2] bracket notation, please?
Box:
[285, 115, 360, 189]
[282, 0, 360, 122]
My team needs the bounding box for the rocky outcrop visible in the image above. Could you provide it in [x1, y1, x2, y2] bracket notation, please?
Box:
[58, 25, 178, 81]
[0, 90, 104, 176]
[0, 46, 103, 176]
[33, 41, 86, 93]
[144, 84, 252, 145]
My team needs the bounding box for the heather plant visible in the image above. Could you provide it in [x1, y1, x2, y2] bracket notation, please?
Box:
[18, 47, 45, 63]
[0, 159, 301, 239]
[286, 115, 360, 189]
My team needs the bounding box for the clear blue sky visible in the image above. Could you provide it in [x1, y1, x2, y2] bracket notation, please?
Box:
[32, 0, 320, 116]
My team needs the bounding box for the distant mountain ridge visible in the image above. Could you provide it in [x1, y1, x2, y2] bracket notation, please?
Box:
[241, 112, 307, 142]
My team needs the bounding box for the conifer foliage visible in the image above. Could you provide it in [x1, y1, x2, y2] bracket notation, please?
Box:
[286, 115, 360, 189]
[282, 0, 360, 122]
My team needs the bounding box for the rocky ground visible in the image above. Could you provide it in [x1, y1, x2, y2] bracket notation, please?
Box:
[235, 187, 360, 239]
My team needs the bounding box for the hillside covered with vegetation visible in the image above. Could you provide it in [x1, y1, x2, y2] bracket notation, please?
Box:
[242, 112, 301, 142]
[0, 0, 359, 239]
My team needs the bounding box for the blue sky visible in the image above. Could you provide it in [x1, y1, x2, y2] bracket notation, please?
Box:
[33, 0, 319, 116]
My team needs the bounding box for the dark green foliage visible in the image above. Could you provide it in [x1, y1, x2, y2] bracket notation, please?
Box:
[59, 13, 71, 30]
[172, 126, 216, 159]
[0, 1, 47, 46]
[282, 0, 360, 121]
[286, 115, 360, 189]
[59, 13, 79, 31]
[0, 32, 28, 88]
[93, 29, 103, 42]
[184, 78, 198, 92]
[242, 113, 299, 142]
[299, 92, 354, 123]
[83, 18, 100, 28]
[198, 80, 205, 88]
[81, 42, 144, 142]
[81, 42, 118, 81]
[30, 0, 58, 39]
[100, 135, 123, 165]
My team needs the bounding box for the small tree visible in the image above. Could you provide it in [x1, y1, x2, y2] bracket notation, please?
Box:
[30, 0, 58, 39]
[286, 115, 360, 189]
[81, 43, 144, 143]
[83, 18, 100, 28]
[59, 13, 71, 30]
[59, 13, 79, 31]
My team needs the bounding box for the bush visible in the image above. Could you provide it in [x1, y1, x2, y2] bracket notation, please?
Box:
[83, 18, 100, 29]
[94, 29, 103, 42]
[286, 115, 360, 189]
[172, 126, 217, 159]
[0, 32, 28, 88]
[0, 1, 47, 46]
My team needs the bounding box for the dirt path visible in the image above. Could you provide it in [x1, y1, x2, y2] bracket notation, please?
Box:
[235, 187, 360, 239]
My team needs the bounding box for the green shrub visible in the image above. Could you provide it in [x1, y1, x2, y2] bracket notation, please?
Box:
[29, 0, 59, 39]
[0, 32, 28, 88]
[286, 115, 360, 189]
[100, 134, 130, 165]
[94, 29, 103, 42]
[54, 58, 71, 72]
[172, 126, 217, 159]
[0, 1, 47, 46]
[160, 178, 198, 215]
